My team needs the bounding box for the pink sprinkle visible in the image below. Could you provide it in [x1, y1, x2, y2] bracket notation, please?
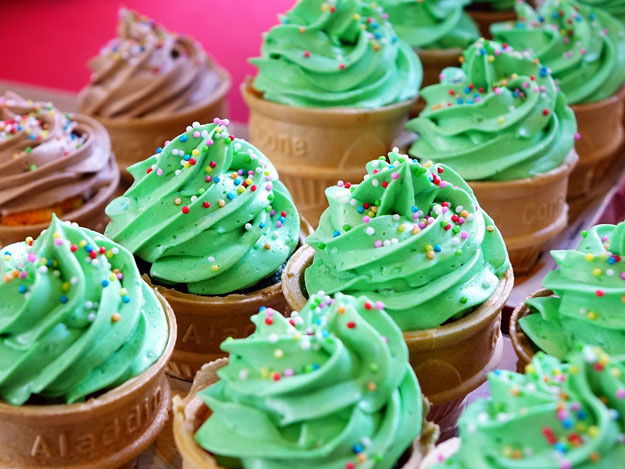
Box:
[374, 240, 382, 248]
[276, 221, 282, 228]
[20, 271, 27, 279]
[522, 82, 529, 89]
[27, 253, 37, 263]
[284, 368, 294, 377]
[580, 48, 586, 55]
[617, 389, 625, 399]
[207, 138, 214, 146]
[205, 176, 212, 182]
[363, 216, 371, 223]
[461, 231, 469, 239]
[574, 132, 581, 141]
[265, 183, 273, 191]
[391, 172, 399, 180]
[494, 49, 501, 55]
[157, 168, 163, 176]
[494, 87, 502, 95]
[375, 301, 384, 310]
[620, 272, 625, 280]
[193, 131, 200, 138]
[54, 239, 63, 246]
[561, 462, 572, 469]
[557, 410, 568, 420]
[440, 181, 448, 188]
[418, 222, 426, 229]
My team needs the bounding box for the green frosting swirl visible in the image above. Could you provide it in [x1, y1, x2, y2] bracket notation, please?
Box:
[492, 0, 625, 104]
[0, 215, 168, 406]
[471, 0, 516, 11]
[577, 0, 625, 24]
[250, 0, 423, 108]
[407, 38, 577, 181]
[377, 0, 479, 50]
[521, 222, 625, 360]
[195, 292, 422, 469]
[304, 151, 509, 331]
[105, 120, 300, 295]
[433, 348, 625, 469]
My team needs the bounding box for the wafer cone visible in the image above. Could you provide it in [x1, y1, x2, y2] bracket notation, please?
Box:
[567, 93, 625, 213]
[419, 437, 461, 469]
[0, 161, 121, 248]
[173, 359, 439, 469]
[281, 245, 514, 438]
[509, 289, 551, 373]
[468, 9, 517, 39]
[241, 79, 416, 226]
[147, 218, 312, 382]
[82, 66, 231, 186]
[468, 151, 578, 275]
[0, 290, 176, 469]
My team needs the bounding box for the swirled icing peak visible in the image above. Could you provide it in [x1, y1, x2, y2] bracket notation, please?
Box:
[250, 0, 423, 108]
[78, 8, 223, 119]
[521, 222, 625, 359]
[0, 92, 116, 222]
[492, 0, 625, 104]
[377, 0, 479, 50]
[195, 292, 423, 469]
[304, 150, 509, 331]
[0, 215, 168, 405]
[407, 38, 577, 181]
[105, 120, 300, 295]
[433, 348, 625, 469]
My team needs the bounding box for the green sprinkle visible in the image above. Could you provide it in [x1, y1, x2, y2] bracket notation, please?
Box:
[375, 199, 381, 206]
[581, 230, 588, 238]
[25, 147, 32, 154]
[29, 164, 37, 171]
[460, 296, 468, 304]
[370, 363, 379, 373]
[318, 242, 326, 249]
[343, 224, 351, 232]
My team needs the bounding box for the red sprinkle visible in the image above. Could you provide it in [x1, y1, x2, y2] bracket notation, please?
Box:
[265, 317, 273, 325]
[182, 206, 190, 214]
[203, 202, 211, 209]
[89, 251, 97, 259]
[346, 321, 356, 329]
[364, 302, 372, 310]
[70, 245, 78, 252]
[146, 168, 152, 174]
[596, 290, 605, 297]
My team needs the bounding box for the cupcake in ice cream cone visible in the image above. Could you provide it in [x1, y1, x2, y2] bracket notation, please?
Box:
[173, 292, 439, 469]
[493, 0, 625, 217]
[105, 120, 307, 381]
[0, 215, 175, 468]
[422, 348, 625, 469]
[282, 149, 513, 438]
[510, 221, 625, 371]
[0, 92, 119, 247]
[243, 0, 423, 225]
[78, 8, 230, 184]
[408, 38, 579, 274]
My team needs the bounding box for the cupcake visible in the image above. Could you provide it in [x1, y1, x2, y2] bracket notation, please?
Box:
[377, 0, 479, 89]
[421, 348, 625, 468]
[105, 119, 308, 381]
[78, 8, 230, 184]
[281, 149, 513, 437]
[407, 38, 579, 274]
[492, 0, 625, 216]
[0, 92, 119, 247]
[0, 215, 175, 467]
[173, 292, 439, 468]
[467, 0, 521, 38]
[242, 0, 423, 224]
[510, 221, 625, 371]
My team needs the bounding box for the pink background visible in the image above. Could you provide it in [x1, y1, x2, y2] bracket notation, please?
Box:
[0, 0, 295, 121]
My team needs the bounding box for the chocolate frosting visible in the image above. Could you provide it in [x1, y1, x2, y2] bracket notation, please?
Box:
[0, 92, 116, 216]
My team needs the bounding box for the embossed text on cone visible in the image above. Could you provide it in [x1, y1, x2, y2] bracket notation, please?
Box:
[281, 245, 514, 438]
[0, 291, 176, 469]
[81, 66, 230, 185]
[242, 79, 416, 225]
[468, 151, 578, 275]
[0, 163, 120, 248]
[173, 359, 440, 469]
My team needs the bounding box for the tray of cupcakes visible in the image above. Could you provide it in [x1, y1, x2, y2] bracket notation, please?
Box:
[2, 0, 625, 468]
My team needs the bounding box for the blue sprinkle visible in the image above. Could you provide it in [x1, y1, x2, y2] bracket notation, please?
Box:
[122, 296, 130, 304]
[47, 259, 53, 267]
[180, 134, 188, 142]
[464, 87, 471, 94]
[457, 98, 464, 104]
[311, 363, 320, 370]
[18, 285, 27, 294]
[352, 444, 364, 454]
[333, 230, 340, 237]
[493, 369, 502, 376]
[259, 222, 265, 229]
[480, 48, 486, 55]
[234, 178, 241, 186]
[322, 330, 329, 338]
[371, 22, 378, 29]
[551, 12, 559, 19]
[213, 177, 220, 183]
[374, 32, 381, 39]
[357, 206, 364, 214]
[609, 257, 617, 264]
[278, 216, 285, 223]
[60, 295, 68, 304]
[577, 410, 587, 420]
[589, 13, 595, 20]
[156, 147, 162, 154]
[467, 99, 473, 104]
[562, 418, 573, 429]
[102, 280, 109, 287]
[554, 442, 567, 453]
[411, 206, 418, 213]
[85, 245, 93, 253]
[434, 244, 441, 252]
[184, 154, 191, 161]
[391, 36, 397, 43]
[227, 193, 235, 200]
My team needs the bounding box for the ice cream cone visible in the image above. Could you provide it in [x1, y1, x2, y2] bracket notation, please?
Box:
[509, 289, 551, 373]
[241, 79, 416, 226]
[468, 150, 578, 275]
[281, 245, 514, 438]
[0, 161, 121, 248]
[0, 290, 176, 469]
[173, 359, 439, 469]
[567, 93, 625, 213]
[419, 437, 461, 469]
[147, 218, 312, 382]
[85, 66, 230, 186]
[468, 9, 517, 39]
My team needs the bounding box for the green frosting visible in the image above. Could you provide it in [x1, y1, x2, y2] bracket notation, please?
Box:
[492, 0, 625, 104]
[577, 0, 625, 24]
[433, 348, 625, 469]
[521, 222, 625, 360]
[250, 0, 423, 108]
[105, 120, 300, 295]
[407, 38, 577, 181]
[304, 151, 509, 331]
[195, 292, 422, 469]
[0, 215, 168, 406]
[377, 0, 479, 50]
[470, 0, 517, 11]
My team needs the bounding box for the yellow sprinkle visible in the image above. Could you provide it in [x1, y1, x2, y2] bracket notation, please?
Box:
[79, 240, 87, 248]
[238, 186, 245, 194]
[488, 55, 494, 63]
[610, 367, 621, 378]
[111, 313, 121, 323]
[525, 364, 535, 374]
[575, 422, 586, 433]
[174, 197, 182, 206]
[585, 253, 594, 261]
[425, 244, 433, 252]
[106, 251, 114, 259]
[511, 73, 519, 80]
[274, 349, 284, 359]
[599, 354, 610, 366]
[398, 224, 405, 233]
[357, 453, 367, 463]
[293, 332, 302, 342]
[299, 26, 306, 33]
[61, 282, 70, 292]
[119, 288, 128, 296]
[211, 265, 219, 272]
[498, 116, 505, 124]
[412, 227, 420, 235]
[261, 367, 269, 379]
[588, 426, 600, 438]
[592, 268, 602, 276]
[53, 232, 61, 239]
[191, 149, 200, 157]
[338, 306, 346, 314]
[570, 365, 579, 374]
[426, 251, 435, 260]
[353, 13, 361, 20]
[205, 166, 213, 173]
[423, 160, 433, 168]
[183, 162, 190, 168]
